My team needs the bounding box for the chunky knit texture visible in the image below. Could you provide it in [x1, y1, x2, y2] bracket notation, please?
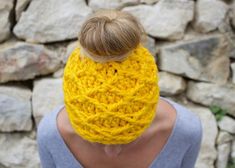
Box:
[63, 44, 160, 144]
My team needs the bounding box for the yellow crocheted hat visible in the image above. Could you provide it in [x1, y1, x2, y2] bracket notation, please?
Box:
[63, 44, 160, 145]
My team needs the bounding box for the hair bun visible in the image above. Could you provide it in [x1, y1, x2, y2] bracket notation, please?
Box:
[78, 10, 145, 58]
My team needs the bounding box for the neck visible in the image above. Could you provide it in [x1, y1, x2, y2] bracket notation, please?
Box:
[87, 134, 145, 158]
[103, 145, 123, 157]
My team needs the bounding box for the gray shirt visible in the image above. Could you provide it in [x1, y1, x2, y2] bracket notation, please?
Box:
[37, 97, 202, 168]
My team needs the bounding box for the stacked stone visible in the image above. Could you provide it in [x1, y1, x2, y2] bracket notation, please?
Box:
[0, 0, 235, 167]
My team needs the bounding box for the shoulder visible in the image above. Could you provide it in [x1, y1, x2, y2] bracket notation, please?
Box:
[36, 105, 63, 147]
[176, 102, 202, 144]
[164, 98, 203, 145]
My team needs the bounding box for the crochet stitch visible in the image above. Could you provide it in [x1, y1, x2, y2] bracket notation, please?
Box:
[63, 44, 160, 145]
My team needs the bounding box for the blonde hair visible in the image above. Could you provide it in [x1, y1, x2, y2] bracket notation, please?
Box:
[78, 10, 146, 60]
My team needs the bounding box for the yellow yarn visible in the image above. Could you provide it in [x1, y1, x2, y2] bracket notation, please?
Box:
[63, 44, 160, 145]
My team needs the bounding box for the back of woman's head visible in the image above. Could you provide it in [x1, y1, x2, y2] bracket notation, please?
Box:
[64, 10, 159, 145]
[78, 10, 145, 58]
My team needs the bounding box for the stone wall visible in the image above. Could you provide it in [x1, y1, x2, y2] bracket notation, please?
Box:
[0, 0, 235, 167]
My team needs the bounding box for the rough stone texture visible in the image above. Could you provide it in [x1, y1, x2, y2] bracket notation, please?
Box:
[0, 85, 32, 132]
[140, 0, 159, 4]
[187, 105, 218, 168]
[13, 0, 92, 43]
[32, 78, 63, 126]
[158, 71, 186, 96]
[0, 133, 40, 168]
[183, 27, 203, 41]
[89, 0, 139, 10]
[63, 41, 78, 64]
[155, 40, 172, 58]
[143, 36, 157, 60]
[232, 140, 235, 161]
[0, 41, 61, 83]
[123, 0, 194, 40]
[15, 0, 31, 21]
[0, 1, 14, 43]
[46, 42, 69, 65]
[232, 2, 235, 29]
[187, 81, 235, 117]
[159, 34, 230, 84]
[216, 143, 231, 168]
[231, 63, 235, 84]
[53, 68, 64, 78]
[218, 13, 235, 59]
[218, 116, 235, 134]
[194, 0, 228, 33]
[217, 131, 234, 145]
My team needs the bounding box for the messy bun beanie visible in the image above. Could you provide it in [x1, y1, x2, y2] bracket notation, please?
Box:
[63, 44, 160, 145]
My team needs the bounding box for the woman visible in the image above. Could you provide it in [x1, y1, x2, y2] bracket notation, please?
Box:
[37, 9, 202, 168]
